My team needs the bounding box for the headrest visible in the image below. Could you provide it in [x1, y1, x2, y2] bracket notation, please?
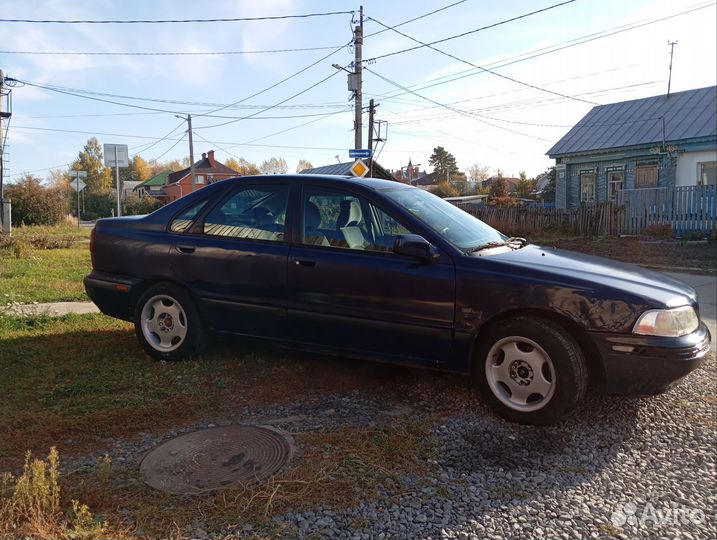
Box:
[250, 206, 274, 226]
[337, 199, 362, 228]
[305, 201, 322, 230]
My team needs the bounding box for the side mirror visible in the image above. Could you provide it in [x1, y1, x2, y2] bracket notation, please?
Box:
[393, 234, 439, 262]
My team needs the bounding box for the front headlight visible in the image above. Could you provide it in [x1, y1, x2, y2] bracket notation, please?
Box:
[633, 306, 699, 337]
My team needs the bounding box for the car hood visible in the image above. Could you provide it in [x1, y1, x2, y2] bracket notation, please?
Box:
[477, 244, 697, 309]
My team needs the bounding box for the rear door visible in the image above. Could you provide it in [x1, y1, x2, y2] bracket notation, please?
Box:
[287, 183, 455, 367]
[169, 183, 291, 338]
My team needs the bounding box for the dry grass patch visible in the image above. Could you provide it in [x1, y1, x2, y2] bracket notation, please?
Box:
[1, 313, 448, 537]
[60, 422, 434, 538]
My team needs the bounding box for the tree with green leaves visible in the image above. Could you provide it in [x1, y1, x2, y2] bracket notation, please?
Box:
[71, 137, 112, 195]
[428, 146, 459, 182]
[260, 157, 288, 175]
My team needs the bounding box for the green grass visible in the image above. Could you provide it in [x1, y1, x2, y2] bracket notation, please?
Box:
[0, 243, 91, 303]
[11, 222, 93, 240]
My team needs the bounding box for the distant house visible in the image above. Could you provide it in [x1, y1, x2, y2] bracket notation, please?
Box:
[547, 86, 717, 209]
[411, 172, 439, 189]
[163, 150, 239, 203]
[299, 161, 395, 181]
[134, 170, 172, 203]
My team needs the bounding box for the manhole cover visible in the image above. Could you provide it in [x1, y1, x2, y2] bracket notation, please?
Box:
[140, 425, 293, 494]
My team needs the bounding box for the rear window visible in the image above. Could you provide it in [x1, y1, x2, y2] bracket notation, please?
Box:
[169, 199, 208, 233]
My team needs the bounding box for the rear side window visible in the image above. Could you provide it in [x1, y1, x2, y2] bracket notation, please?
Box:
[202, 185, 289, 242]
[169, 199, 208, 233]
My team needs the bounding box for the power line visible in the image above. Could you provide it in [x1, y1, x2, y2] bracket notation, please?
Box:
[364, 0, 469, 38]
[7, 81, 346, 109]
[0, 11, 354, 24]
[9, 78, 351, 120]
[0, 45, 344, 56]
[198, 41, 350, 118]
[150, 133, 187, 162]
[369, 1, 715, 105]
[9, 125, 355, 151]
[365, 68, 552, 142]
[367, 14, 596, 105]
[363, 0, 576, 63]
[194, 68, 345, 129]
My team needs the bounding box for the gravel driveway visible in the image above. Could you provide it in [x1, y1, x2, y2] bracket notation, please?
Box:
[232, 353, 714, 540]
[68, 344, 714, 539]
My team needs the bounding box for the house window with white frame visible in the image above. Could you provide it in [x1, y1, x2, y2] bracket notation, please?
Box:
[195, 175, 205, 184]
[580, 172, 596, 203]
[699, 161, 716, 186]
[607, 168, 624, 202]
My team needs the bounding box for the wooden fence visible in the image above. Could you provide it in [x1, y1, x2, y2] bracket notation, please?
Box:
[457, 185, 717, 237]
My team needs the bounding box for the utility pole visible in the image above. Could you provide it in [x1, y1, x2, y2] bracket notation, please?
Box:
[367, 98, 376, 176]
[0, 69, 11, 234]
[176, 114, 196, 192]
[353, 6, 363, 151]
[667, 40, 678, 97]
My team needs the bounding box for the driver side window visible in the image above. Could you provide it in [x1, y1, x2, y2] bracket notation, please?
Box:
[302, 187, 415, 252]
[203, 185, 289, 241]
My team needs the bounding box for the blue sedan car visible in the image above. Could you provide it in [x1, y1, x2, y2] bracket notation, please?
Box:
[85, 175, 711, 424]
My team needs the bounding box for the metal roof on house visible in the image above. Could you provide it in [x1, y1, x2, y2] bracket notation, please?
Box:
[547, 86, 717, 157]
[299, 161, 394, 181]
[136, 170, 171, 189]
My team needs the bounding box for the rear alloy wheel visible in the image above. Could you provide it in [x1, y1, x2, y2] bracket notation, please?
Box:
[134, 283, 206, 361]
[475, 317, 588, 425]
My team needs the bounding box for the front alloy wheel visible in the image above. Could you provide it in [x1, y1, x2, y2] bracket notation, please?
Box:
[475, 317, 588, 425]
[485, 336, 556, 412]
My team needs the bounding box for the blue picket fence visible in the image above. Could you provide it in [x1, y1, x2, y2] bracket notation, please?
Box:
[617, 185, 716, 237]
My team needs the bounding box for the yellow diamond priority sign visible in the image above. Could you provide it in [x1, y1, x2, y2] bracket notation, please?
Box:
[350, 159, 369, 177]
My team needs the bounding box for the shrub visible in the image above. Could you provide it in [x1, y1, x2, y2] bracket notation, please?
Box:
[428, 182, 460, 198]
[123, 194, 162, 216]
[5, 176, 69, 227]
[488, 196, 519, 207]
[82, 193, 115, 219]
[644, 224, 673, 240]
[0, 448, 107, 539]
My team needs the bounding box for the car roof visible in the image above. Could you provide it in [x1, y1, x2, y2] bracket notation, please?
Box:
[222, 174, 411, 192]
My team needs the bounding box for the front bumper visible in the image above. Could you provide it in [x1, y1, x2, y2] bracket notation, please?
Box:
[84, 271, 139, 322]
[591, 323, 711, 394]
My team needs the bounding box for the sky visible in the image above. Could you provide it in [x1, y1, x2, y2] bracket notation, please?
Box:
[1, 0, 716, 182]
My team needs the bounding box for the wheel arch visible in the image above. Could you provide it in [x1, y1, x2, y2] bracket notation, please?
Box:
[472, 308, 605, 386]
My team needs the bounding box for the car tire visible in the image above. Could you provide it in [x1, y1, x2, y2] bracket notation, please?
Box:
[134, 282, 207, 361]
[473, 316, 587, 425]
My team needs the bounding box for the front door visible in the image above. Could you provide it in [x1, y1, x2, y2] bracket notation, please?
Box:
[170, 183, 290, 338]
[287, 184, 455, 367]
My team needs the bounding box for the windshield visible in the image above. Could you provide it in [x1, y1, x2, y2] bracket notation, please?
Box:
[384, 188, 505, 250]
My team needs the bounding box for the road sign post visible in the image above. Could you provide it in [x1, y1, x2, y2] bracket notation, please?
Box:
[69, 171, 87, 228]
[103, 144, 129, 217]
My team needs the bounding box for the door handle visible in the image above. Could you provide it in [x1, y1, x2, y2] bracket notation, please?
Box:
[177, 244, 195, 254]
[294, 258, 316, 267]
